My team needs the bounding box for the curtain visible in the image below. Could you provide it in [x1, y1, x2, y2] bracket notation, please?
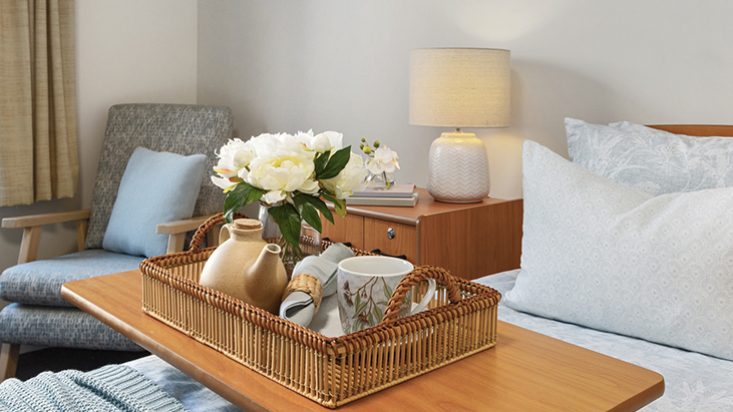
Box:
[0, 0, 78, 207]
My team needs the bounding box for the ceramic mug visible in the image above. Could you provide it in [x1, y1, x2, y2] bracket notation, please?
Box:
[337, 256, 436, 334]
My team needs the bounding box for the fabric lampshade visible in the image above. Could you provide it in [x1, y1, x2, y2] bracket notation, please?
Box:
[409, 48, 511, 128]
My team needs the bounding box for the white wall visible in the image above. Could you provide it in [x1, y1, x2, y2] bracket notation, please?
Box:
[0, 0, 198, 279]
[197, 0, 733, 200]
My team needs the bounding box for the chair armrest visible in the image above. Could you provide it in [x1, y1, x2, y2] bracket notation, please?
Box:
[157, 215, 215, 254]
[1, 209, 90, 229]
[156, 215, 212, 235]
[2, 209, 91, 264]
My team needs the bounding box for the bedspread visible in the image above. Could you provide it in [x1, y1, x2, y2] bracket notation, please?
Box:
[478, 270, 733, 412]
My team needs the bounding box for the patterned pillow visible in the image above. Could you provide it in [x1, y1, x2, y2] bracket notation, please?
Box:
[506, 141, 733, 361]
[566, 118, 733, 195]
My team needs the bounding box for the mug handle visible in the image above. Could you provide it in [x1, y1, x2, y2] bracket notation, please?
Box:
[381, 266, 462, 324]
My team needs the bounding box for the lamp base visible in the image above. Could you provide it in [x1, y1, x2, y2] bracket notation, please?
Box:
[427, 132, 490, 203]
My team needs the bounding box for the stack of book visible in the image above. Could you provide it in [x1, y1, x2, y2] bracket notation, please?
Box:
[347, 184, 418, 207]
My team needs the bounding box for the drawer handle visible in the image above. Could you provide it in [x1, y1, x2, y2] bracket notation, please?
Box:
[371, 249, 408, 260]
[386, 227, 396, 240]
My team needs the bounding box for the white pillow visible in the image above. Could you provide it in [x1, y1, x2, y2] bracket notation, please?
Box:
[566, 117, 733, 195]
[506, 140, 733, 361]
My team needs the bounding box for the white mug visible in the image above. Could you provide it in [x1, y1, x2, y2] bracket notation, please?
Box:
[337, 256, 436, 334]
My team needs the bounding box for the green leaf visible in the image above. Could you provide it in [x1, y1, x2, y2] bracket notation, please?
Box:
[223, 183, 266, 223]
[322, 193, 347, 217]
[317, 146, 351, 180]
[295, 193, 333, 224]
[303, 204, 322, 232]
[314, 150, 330, 176]
[267, 203, 302, 249]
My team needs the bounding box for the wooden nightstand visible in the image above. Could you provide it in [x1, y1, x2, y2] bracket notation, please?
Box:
[321, 188, 523, 280]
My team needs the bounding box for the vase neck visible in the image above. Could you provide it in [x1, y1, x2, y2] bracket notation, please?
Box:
[229, 218, 263, 241]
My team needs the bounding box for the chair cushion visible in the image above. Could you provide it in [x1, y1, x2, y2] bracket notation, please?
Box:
[102, 147, 206, 257]
[0, 250, 142, 307]
[0, 303, 141, 351]
[86, 104, 234, 249]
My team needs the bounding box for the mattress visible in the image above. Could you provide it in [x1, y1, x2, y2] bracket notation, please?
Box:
[125, 270, 733, 411]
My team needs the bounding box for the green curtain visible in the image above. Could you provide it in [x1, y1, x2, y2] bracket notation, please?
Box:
[0, 0, 78, 206]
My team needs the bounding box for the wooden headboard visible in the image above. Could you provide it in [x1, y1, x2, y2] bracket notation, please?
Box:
[648, 125, 733, 137]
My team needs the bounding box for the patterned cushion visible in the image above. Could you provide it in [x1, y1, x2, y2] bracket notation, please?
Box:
[566, 117, 733, 195]
[86, 104, 233, 249]
[506, 141, 733, 361]
[0, 303, 141, 351]
[0, 250, 142, 307]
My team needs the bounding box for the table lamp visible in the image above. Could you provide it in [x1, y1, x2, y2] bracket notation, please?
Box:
[409, 48, 511, 203]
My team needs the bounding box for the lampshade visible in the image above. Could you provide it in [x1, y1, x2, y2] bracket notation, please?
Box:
[409, 48, 511, 128]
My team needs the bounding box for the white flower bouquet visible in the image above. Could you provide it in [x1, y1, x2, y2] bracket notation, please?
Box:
[212, 131, 367, 250]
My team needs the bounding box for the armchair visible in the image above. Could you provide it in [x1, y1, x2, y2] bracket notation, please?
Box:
[0, 104, 233, 380]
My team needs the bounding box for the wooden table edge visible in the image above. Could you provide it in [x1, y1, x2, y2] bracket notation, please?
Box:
[60, 282, 270, 412]
[61, 272, 666, 412]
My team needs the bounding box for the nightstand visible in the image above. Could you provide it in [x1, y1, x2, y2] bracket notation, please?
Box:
[321, 188, 523, 280]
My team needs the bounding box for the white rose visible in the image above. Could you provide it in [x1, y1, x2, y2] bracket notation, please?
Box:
[310, 131, 343, 153]
[213, 138, 255, 177]
[294, 129, 315, 147]
[245, 133, 317, 194]
[262, 190, 286, 205]
[367, 146, 400, 174]
[298, 179, 320, 195]
[211, 175, 233, 190]
[322, 152, 367, 198]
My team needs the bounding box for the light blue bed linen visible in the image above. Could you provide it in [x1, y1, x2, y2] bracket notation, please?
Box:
[123, 270, 733, 411]
[478, 270, 733, 412]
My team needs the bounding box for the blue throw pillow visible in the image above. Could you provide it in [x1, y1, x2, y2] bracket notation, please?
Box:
[103, 147, 206, 257]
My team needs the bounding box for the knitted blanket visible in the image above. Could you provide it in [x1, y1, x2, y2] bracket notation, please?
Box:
[0, 364, 186, 412]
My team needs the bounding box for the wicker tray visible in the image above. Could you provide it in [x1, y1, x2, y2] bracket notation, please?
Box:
[140, 214, 501, 408]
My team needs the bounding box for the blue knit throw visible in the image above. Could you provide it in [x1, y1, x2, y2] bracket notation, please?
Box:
[0, 364, 186, 412]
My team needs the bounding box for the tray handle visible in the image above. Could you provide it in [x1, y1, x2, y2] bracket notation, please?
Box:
[189, 212, 247, 252]
[380, 266, 462, 324]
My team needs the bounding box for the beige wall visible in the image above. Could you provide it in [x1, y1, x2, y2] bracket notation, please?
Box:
[0, 0, 198, 279]
[197, 0, 733, 200]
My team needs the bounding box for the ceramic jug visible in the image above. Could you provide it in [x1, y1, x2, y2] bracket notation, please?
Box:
[199, 218, 287, 314]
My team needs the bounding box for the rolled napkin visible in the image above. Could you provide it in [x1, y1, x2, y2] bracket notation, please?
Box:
[279, 243, 354, 327]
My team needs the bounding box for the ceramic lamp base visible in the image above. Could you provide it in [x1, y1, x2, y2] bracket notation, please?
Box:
[427, 132, 490, 203]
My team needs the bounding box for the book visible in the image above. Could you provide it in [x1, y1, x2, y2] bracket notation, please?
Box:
[352, 183, 415, 198]
[346, 192, 419, 207]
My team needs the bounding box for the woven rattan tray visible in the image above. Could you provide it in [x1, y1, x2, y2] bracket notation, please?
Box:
[140, 214, 501, 408]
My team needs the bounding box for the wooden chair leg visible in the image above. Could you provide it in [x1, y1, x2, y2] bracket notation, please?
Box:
[0, 343, 20, 381]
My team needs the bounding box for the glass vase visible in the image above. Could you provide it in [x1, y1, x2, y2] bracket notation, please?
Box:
[365, 170, 395, 190]
[258, 204, 303, 278]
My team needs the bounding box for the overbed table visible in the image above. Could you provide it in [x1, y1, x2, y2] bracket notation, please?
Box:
[61, 270, 664, 411]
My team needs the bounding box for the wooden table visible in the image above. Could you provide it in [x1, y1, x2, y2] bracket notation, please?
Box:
[61, 271, 664, 411]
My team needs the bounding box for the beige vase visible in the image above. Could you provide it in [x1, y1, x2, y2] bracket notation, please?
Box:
[198, 218, 288, 314]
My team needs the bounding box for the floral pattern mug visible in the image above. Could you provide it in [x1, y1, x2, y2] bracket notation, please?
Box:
[337, 256, 436, 334]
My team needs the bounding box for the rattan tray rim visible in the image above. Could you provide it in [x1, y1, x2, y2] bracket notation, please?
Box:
[140, 246, 501, 353]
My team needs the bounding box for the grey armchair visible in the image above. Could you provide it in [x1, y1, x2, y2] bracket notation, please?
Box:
[0, 104, 233, 380]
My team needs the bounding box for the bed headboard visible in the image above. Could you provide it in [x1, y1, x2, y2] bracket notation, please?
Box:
[648, 125, 733, 137]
